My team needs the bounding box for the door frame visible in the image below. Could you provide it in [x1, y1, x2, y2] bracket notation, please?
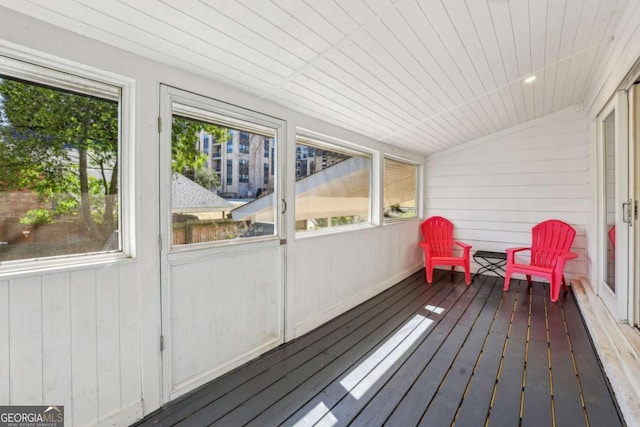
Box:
[158, 84, 288, 402]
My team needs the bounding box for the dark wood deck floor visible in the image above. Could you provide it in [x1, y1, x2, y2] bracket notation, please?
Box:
[134, 270, 624, 427]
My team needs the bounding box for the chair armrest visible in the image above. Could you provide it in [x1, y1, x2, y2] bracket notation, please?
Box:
[553, 252, 578, 278]
[505, 247, 530, 264]
[558, 251, 578, 261]
[454, 241, 472, 257]
[419, 242, 432, 257]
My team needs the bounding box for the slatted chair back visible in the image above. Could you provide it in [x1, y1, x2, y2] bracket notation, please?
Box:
[420, 216, 454, 257]
[530, 220, 576, 269]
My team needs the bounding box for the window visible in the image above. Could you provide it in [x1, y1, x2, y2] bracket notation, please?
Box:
[239, 159, 249, 183]
[227, 139, 233, 153]
[239, 131, 250, 154]
[264, 139, 270, 157]
[226, 160, 233, 185]
[263, 164, 269, 184]
[384, 158, 418, 221]
[168, 96, 280, 245]
[0, 60, 123, 263]
[295, 136, 371, 232]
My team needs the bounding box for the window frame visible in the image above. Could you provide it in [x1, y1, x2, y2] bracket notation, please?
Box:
[294, 132, 375, 238]
[160, 85, 286, 252]
[0, 52, 134, 274]
[382, 155, 421, 224]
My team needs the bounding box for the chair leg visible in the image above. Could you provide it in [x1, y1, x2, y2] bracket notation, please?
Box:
[426, 264, 433, 284]
[503, 271, 512, 292]
[526, 275, 532, 288]
[464, 258, 471, 286]
[450, 266, 455, 282]
[550, 274, 562, 303]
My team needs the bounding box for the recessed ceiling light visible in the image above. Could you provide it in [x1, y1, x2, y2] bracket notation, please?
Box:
[524, 76, 536, 84]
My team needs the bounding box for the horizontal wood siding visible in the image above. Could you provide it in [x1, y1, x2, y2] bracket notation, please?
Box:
[426, 108, 589, 280]
[0, 265, 142, 426]
[292, 221, 423, 337]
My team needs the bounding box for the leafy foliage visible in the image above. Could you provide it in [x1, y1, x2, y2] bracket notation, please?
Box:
[0, 76, 119, 238]
[172, 115, 229, 189]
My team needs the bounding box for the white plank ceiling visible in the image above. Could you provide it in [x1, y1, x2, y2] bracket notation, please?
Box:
[0, 0, 629, 155]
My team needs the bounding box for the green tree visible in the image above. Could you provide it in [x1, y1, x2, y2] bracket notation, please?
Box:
[172, 115, 228, 189]
[0, 77, 118, 239]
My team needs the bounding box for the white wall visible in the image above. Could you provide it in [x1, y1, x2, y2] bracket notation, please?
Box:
[425, 107, 589, 280]
[0, 6, 425, 426]
[291, 221, 423, 337]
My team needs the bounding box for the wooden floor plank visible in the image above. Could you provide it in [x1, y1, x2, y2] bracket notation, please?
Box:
[417, 276, 503, 426]
[191, 276, 449, 425]
[274, 274, 474, 427]
[521, 283, 553, 427]
[241, 281, 456, 427]
[486, 280, 529, 427]
[201, 275, 463, 426]
[382, 279, 493, 426]
[547, 293, 587, 427]
[131, 271, 623, 427]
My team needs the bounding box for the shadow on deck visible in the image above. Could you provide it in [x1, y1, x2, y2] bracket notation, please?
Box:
[133, 270, 624, 426]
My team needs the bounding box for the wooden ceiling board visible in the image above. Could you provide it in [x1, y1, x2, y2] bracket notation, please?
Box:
[133, 0, 303, 76]
[398, 1, 474, 103]
[435, 0, 501, 104]
[569, 0, 623, 106]
[379, 9, 457, 111]
[76, 0, 293, 83]
[282, 79, 397, 137]
[331, 0, 381, 26]
[0, 0, 630, 155]
[296, 1, 360, 35]
[560, 0, 604, 107]
[335, 40, 439, 119]
[313, 56, 423, 123]
[363, 22, 449, 114]
[200, 0, 320, 61]
[157, 0, 308, 68]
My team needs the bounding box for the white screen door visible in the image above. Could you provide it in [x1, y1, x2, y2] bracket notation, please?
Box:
[598, 90, 631, 321]
[159, 85, 286, 400]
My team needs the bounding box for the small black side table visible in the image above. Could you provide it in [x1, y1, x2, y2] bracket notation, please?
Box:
[473, 250, 507, 282]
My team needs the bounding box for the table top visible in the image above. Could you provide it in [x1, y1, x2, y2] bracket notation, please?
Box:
[473, 250, 507, 259]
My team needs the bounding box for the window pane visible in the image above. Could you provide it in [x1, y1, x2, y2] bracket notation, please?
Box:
[0, 75, 121, 262]
[603, 110, 616, 291]
[295, 139, 371, 232]
[384, 158, 418, 220]
[171, 112, 276, 246]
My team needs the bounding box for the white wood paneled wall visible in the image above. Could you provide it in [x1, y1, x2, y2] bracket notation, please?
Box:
[291, 221, 423, 337]
[425, 107, 589, 280]
[0, 265, 142, 426]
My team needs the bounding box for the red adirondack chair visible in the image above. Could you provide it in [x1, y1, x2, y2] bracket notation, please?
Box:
[504, 219, 577, 302]
[419, 216, 472, 285]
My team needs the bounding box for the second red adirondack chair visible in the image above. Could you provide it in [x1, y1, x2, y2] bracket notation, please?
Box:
[504, 219, 577, 303]
[419, 216, 472, 285]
